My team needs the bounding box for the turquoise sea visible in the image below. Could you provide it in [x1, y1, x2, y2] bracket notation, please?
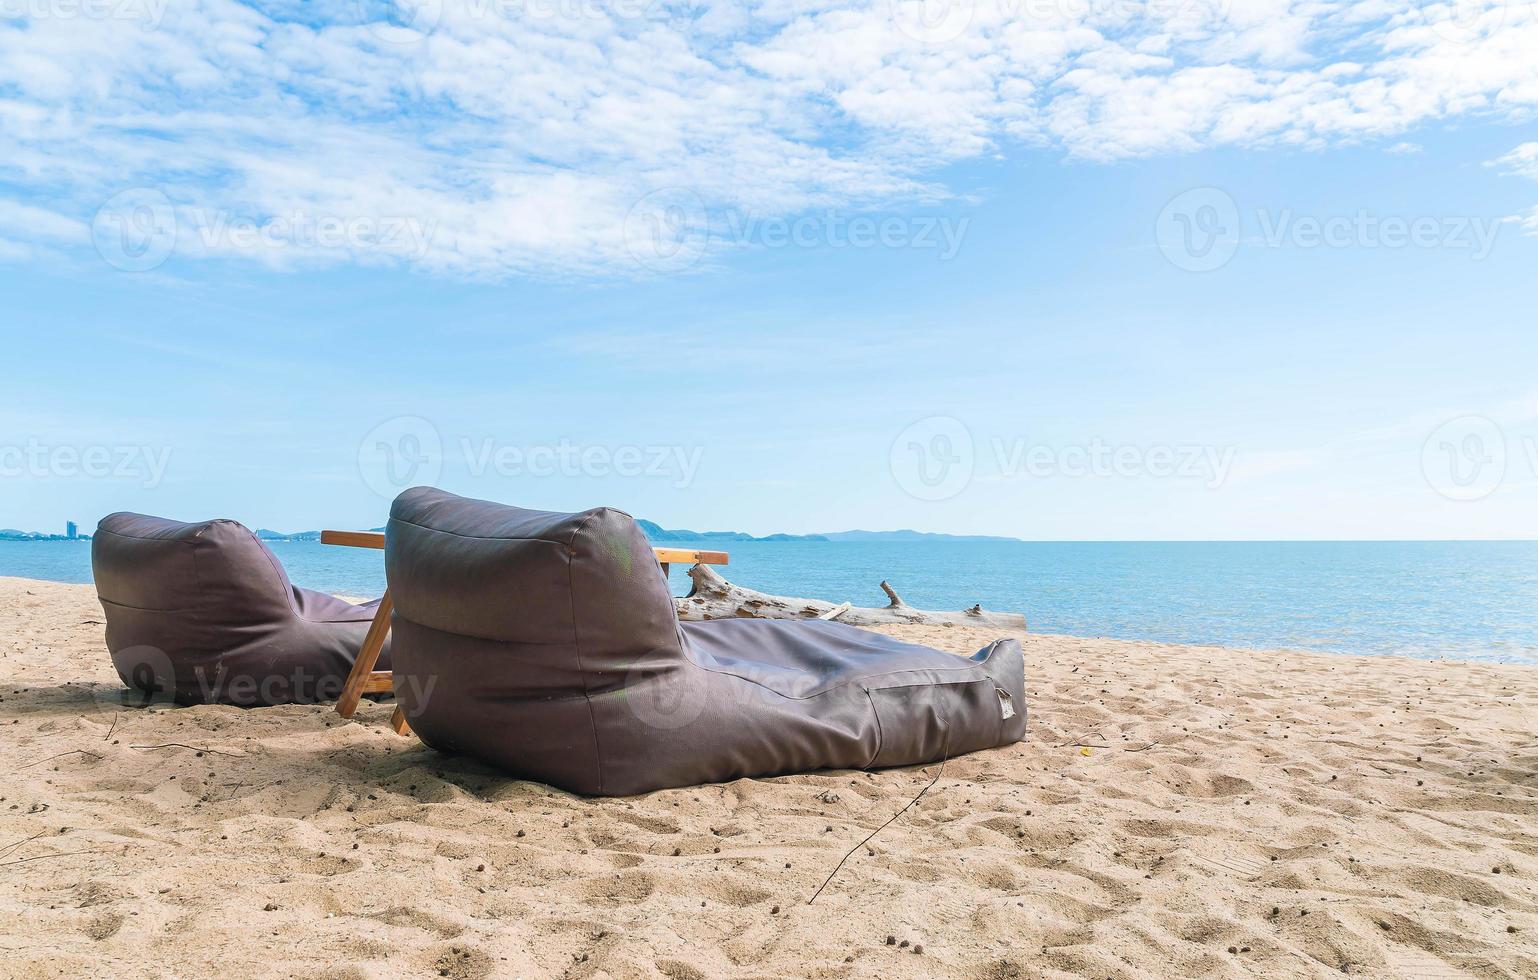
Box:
[7, 539, 1538, 665]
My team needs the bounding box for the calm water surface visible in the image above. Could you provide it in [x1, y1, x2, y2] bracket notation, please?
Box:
[7, 539, 1537, 664]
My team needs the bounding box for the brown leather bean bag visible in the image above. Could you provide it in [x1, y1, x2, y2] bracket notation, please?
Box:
[387, 487, 1026, 796]
[92, 512, 389, 706]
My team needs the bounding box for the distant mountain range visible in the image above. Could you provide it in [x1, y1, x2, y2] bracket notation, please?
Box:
[636, 521, 1018, 543]
[255, 527, 386, 541]
[255, 529, 323, 541]
[4, 523, 1015, 544]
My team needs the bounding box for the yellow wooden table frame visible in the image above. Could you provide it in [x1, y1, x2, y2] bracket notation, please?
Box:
[321, 529, 728, 736]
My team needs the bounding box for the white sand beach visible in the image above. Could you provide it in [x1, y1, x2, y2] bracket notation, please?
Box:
[1, 574, 1535, 978]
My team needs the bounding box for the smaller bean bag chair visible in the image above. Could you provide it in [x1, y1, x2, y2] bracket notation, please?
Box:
[387, 487, 1027, 796]
[92, 512, 390, 706]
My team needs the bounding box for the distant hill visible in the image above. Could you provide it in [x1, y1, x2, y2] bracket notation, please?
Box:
[255, 529, 323, 541]
[819, 529, 1019, 543]
[256, 527, 385, 541]
[637, 520, 1016, 544]
[636, 520, 828, 543]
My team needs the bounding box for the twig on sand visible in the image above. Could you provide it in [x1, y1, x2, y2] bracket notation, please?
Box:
[808, 753, 949, 905]
[1056, 740, 1163, 752]
[129, 743, 245, 757]
[0, 850, 99, 869]
[19, 749, 103, 770]
[104, 712, 119, 741]
[0, 832, 47, 859]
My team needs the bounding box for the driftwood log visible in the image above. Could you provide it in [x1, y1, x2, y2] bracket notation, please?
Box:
[675, 564, 1027, 630]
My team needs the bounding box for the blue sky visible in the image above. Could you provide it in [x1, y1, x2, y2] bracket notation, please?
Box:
[2, 0, 1537, 539]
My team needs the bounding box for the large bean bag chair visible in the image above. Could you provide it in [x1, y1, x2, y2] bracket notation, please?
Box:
[92, 512, 390, 706]
[387, 487, 1026, 796]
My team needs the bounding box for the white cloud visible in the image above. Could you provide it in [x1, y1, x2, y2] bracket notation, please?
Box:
[1491, 141, 1538, 180]
[1489, 141, 1538, 234]
[0, 0, 1535, 277]
[0, 199, 87, 242]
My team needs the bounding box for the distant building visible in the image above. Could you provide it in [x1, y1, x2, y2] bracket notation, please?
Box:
[66, 521, 78, 540]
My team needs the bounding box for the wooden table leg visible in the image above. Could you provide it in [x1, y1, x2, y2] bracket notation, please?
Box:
[336, 589, 392, 719]
[390, 704, 413, 737]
